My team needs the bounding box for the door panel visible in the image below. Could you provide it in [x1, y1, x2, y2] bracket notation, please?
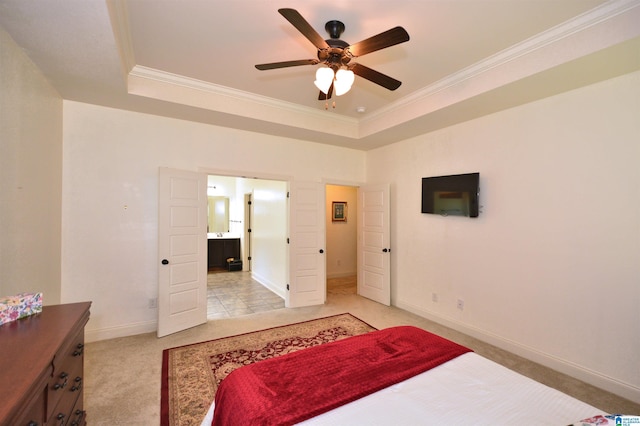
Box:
[158, 167, 207, 337]
[358, 184, 390, 305]
[288, 182, 326, 307]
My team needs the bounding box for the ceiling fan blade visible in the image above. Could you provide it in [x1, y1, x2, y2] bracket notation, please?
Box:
[278, 8, 330, 50]
[346, 27, 409, 57]
[255, 59, 319, 70]
[318, 83, 334, 100]
[351, 63, 402, 91]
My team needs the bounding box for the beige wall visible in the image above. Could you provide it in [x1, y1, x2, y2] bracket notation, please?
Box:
[325, 185, 358, 278]
[0, 28, 62, 304]
[61, 101, 366, 340]
[367, 70, 640, 401]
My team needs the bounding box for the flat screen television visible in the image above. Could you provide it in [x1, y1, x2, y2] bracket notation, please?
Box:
[421, 173, 480, 217]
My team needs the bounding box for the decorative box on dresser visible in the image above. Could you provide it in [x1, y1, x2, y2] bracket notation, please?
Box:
[0, 302, 91, 426]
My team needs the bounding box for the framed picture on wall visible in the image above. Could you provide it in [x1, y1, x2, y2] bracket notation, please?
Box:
[332, 201, 347, 222]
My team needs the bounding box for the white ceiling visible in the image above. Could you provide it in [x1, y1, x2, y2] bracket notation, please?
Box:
[1, 0, 639, 150]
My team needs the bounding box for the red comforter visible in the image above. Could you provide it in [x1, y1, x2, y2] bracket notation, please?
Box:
[212, 325, 471, 426]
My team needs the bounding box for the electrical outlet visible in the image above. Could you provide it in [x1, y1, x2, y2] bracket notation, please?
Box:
[457, 299, 464, 310]
[432, 293, 438, 303]
[148, 298, 157, 309]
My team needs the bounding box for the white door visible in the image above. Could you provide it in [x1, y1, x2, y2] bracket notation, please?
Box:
[288, 181, 326, 307]
[157, 167, 208, 337]
[358, 184, 391, 305]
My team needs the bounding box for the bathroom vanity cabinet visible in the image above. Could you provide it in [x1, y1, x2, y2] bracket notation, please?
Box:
[207, 237, 240, 269]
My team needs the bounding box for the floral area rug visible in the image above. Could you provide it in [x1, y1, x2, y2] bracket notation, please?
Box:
[160, 313, 376, 426]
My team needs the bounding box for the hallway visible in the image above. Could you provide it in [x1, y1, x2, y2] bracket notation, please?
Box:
[207, 271, 357, 319]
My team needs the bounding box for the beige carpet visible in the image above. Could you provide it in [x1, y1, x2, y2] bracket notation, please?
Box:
[161, 313, 375, 426]
[84, 277, 640, 425]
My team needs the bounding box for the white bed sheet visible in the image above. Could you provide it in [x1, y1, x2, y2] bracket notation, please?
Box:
[201, 352, 604, 425]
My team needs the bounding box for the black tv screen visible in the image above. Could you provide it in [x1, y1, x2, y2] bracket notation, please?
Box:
[421, 173, 480, 217]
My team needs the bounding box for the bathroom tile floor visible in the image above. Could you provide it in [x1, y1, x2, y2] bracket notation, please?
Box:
[207, 271, 285, 319]
[207, 271, 357, 319]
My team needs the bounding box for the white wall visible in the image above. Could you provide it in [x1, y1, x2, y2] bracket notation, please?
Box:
[61, 101, 365, 340]
[0, 28, 63, 304]
[367, 71, 640, 401]
[249, 180, 288, 296]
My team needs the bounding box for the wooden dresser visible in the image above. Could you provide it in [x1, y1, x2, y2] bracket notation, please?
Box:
[0, 302, 91, 426]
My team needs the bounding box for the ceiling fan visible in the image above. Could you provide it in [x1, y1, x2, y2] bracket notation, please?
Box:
[255, 8, 410, 100]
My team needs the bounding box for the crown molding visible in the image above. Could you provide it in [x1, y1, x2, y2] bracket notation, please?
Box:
[110, 0, 639, 142]
[109, 0, 357, 138]
[106, 0, 136, 75]
[360, 0, 640, 136]
[128, 65, 359, 138]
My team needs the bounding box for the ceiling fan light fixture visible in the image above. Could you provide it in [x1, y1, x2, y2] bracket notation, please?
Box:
[314, 67, 334, 94]
[334, 69, 355, 96]
[256, 9, 409, 103]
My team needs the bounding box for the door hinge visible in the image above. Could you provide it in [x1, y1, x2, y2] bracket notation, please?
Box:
[287, 237, 290, 244]
[248, 256, 252, 260]
[286, 284, 290, 291]
[247, 200, 252, 205]
[248, 228, 252, 233]
[287, 192, 290, 198]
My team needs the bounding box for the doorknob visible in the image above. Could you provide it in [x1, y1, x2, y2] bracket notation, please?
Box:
[319, 249, 324, 254]
[161, 259, 169, 265]
[382, 248, 390, 253]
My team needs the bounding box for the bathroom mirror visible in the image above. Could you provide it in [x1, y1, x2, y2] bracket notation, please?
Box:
[208, 196, 229, 233]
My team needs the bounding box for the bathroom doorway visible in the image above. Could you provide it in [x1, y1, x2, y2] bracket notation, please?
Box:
[206, 174, 288, 318]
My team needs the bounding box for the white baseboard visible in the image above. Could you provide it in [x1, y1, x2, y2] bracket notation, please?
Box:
[396, 300, 640, 403]
[251, 272, 286, 299]
[85, 319, 156, 343]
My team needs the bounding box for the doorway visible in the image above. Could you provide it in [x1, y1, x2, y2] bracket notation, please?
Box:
[206, 174, 288, 319]
[325, 184, 358, 295]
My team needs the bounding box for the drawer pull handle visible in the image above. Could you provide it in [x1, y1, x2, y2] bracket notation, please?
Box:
[53, 374, 68, 390]
[70, 409, 86, 426]
[73, 343, 85, 356]
[71, 376, 83, 392]
[56, 413, 65, 421]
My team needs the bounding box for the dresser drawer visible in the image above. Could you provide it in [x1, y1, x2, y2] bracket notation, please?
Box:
[68, 397, 87, 426]
[0, 303, 91, 426]
[47, 389, 80, 426]
[11, 383, 47, 426]
[47, 328, 85, 423]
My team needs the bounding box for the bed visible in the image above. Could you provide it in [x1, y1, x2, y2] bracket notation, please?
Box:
[201, 326, 605, 425]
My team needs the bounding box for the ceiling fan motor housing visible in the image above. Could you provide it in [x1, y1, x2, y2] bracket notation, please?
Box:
[325, 20, 345, 39]
[319, 21, 351, 67]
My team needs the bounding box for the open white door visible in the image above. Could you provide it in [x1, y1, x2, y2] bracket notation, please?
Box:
[158, 167, 207, 337]
[358, 184, 391, 305]
[288, 181, 326, 308]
